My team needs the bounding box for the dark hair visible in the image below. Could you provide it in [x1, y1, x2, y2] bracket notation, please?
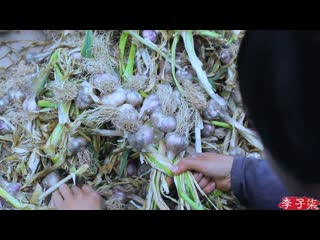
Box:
[237, 30, 319, 184]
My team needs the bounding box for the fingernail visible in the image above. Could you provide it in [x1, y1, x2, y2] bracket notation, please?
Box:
[172, 165, 179, 173]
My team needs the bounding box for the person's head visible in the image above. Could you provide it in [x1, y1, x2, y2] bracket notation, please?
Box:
[237, 30, 320, 197]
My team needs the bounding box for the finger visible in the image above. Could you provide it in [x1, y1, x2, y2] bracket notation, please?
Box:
[196, 173, 203, 182]
[82, 185, 95, 193]
[52, 191, 64, 209]
[166, 177, 173, 187]
[172, 157, 208, 175]
[71, 185, 81, 196]
[193, 173, 201, 182]
[59, 184, 73, 200]
[202, 182, 216, 195]
[199, 177, 209, 189]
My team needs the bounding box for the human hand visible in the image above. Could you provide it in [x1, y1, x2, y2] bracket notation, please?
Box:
[52, 184, 105, 210]
[171, 152, 233, 192]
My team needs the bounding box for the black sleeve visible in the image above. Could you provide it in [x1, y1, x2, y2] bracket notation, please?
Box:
[231, 157, 289, 210]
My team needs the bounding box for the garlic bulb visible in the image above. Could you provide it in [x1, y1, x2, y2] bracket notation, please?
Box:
[67, 136, 89, 155]
[139, 95, 161, 118]
[142, 30, 158, 43]
[69, 51, 82, 62]
[126, 160, 137, 177]
[100, 89, 127, 107]
[176, 69, 193, 81]
[42, 171, 61, 188]
[201, 124, 215, 137]
[165, 132, 189, 154]
[203, 99, 222, 120]
[229, 147, 246, 157]
[127, 125, 154, 151]
[151, 111, 177, 133]
[220, 49, 233, 65]
[126, 90, 142, 107]
[75, 82, 95, 110]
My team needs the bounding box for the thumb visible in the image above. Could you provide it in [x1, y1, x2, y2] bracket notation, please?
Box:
[172, 157, 205, 175]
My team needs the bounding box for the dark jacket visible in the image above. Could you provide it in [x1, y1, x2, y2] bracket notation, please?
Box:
[232, 157, 289, 210]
